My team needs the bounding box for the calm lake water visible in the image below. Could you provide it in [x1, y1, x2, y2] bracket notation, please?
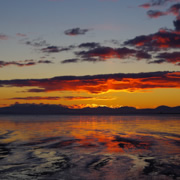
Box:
[0, 115, 179, 180]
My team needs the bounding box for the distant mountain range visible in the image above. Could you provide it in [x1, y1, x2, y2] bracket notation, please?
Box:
[0, 103, 180, 115]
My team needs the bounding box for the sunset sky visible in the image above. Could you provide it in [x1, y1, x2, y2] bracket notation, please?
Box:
[0, 0, 180, 108]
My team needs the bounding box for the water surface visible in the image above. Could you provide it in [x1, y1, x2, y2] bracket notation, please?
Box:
[0, 115, 179, 180]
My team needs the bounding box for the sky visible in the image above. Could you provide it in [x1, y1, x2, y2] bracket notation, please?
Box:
[0, 0, 180, 109]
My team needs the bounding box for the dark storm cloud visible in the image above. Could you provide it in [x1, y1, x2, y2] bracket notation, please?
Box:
[0, 71, 179, 94]
[64, 28, 90, 36]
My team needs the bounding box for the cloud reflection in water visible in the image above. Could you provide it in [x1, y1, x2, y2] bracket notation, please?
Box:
[0, 115, 179, 180]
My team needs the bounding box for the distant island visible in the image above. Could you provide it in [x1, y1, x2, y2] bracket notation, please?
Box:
[0, 103, 180, 115]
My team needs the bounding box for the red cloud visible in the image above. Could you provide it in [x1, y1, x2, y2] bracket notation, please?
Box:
[169, 3, 180, 15]
[149, 52, 180, 65]
[0, 72, 179, 94]
[146, 3, 180, 19]
[124, 30, 180, 50]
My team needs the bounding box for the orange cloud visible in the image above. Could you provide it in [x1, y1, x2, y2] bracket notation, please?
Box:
[0, 72, 179, 94]
[5, 96, 96, 101]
